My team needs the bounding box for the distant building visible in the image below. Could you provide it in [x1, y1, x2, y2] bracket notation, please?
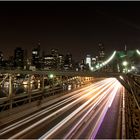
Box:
[98, 42, 105, 61]
[8, 56, 15, 68]
[79, 59, 86, 71]
[43, 54, 56, 70]
[0, 51, 4, 67]
[91, 57, 96, 66]
[32, 42, 41, 68]
[51, 48, 59, 68]
[64, 53, 73, 70]
[85, 54, 91, 69]
[58, 54, 64, 70]
[14, 47, 24, 68]
[51, 48, 58, 57]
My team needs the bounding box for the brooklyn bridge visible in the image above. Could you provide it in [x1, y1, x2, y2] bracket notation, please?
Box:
[0, 49, 140, 139]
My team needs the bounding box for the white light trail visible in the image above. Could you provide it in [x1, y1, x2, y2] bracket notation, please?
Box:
[1, 79, 111, 135]
[64, 79, 118, 139]
[9, 78, 114, 139]
[108, 80, 121, 108]
[90, 80, 122, 139]
[38, 78, 116, 139]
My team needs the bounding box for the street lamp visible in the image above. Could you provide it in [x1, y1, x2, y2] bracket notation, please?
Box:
[90, 67, 94, 71]
[131, 66, 135, 70]
[95, 65, 99, 69]
[49, 74, 54, 79]
[122, 61, 128, 67]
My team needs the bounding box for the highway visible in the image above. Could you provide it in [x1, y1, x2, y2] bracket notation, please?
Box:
[0, 78, 123, 139]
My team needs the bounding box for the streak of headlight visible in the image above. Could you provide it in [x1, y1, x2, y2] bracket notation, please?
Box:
[3, 79, 112, 135]
[119, 75, 124, 80]
[64, 80, 118, 139]
[1, 78, 112, 135]
[90, 80, 122, 139]
[38, 79, 116, 139]
[78, 80, 120, 139]
[9, 78, 115, 139]
[108, 80, 122, 108]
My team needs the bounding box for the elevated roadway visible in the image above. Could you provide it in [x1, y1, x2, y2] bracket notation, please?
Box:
[0, 78, 123, 139]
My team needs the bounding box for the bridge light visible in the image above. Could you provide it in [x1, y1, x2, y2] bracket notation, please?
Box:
[96, 65, 99, 69]
[90, 67, 94, 71]
[94, 51, 116, 71]
[123, 69, 126, 73]
[122, 61, 128, 66]
[49, 74, 54, 79]
[131, 66, 135, 70]
[102, 62, 105, 66]
[119, 75, 123, 80]
[136, 49, 140, 55]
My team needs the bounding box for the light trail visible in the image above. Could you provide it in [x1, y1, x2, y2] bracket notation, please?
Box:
[38, 78, 116, 139]
[63, 80, 118, 139]
[64, 81, 118, 139]
[90, 80, 121, 139]
[1, 78, 111, 135]
[108, 81, 122, 108]
[9, 78, 115, 139]
[94, 51, 116, 71]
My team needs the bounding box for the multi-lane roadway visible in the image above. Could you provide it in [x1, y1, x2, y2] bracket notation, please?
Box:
[0, 78, 123, 139]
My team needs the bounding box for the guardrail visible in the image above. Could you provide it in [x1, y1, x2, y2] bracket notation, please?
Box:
[0, 69, 121, 77]
[124, 74, 140, 138]
[0, 86, 63, 112]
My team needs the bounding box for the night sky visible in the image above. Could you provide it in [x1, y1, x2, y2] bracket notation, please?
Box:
[0, 1, 140, 61]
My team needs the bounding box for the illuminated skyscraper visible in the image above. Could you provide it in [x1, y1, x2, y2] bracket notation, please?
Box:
[51, 48, 59, 68]
[32, 42, 41, 68]
[86, 54, 91, 68]
[14, 47, 24, 68]
[58, 54, 64, 70]
[43, 55, 55, 70]
[98, 42, 105, 61]
[51, 48, 58, 58]
[64, 53, 72, 70]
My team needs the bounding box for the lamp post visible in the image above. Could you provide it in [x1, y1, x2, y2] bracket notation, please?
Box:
[122, 61, 128, 73]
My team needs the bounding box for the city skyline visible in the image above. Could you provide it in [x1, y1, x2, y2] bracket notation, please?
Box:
[0, 1, 140, 60]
